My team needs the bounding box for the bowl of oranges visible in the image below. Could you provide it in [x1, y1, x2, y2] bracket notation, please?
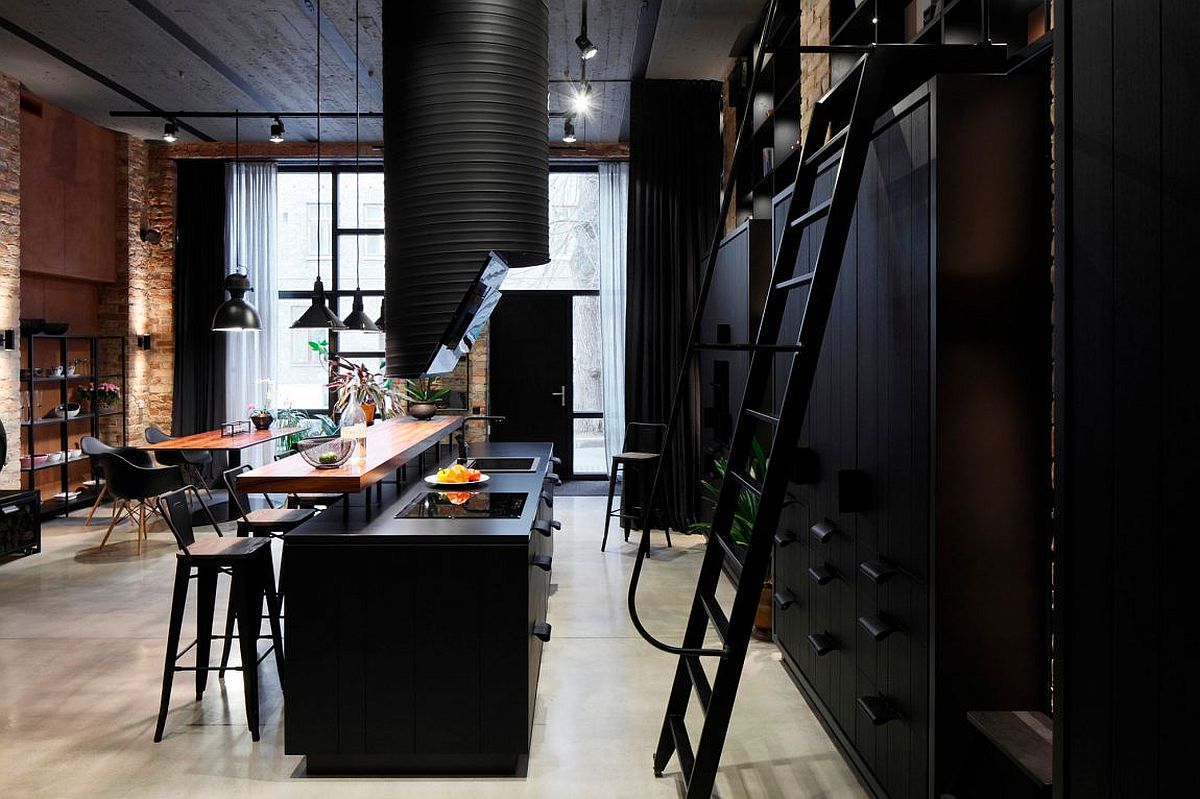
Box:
[425, 462, 488, 487]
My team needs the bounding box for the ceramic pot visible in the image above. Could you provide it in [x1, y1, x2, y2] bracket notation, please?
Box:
[362, 401, 377, 425]
[408, 402, 437, 420]
[250, 411, 274, 431]
[752, 580, 773, 641]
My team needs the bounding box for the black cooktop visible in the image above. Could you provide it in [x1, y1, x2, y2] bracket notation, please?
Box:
[396, 491, 528, 520]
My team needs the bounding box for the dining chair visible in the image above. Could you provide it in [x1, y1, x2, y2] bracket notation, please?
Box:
[95, 451, 184, 551]
[80, 436, 153, 527]
[145, 425, 214, 500]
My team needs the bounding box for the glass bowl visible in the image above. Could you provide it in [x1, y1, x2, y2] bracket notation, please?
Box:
[297, 437, 356, 469]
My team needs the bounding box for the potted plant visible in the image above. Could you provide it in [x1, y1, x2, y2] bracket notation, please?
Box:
[399, 377, 451, 420]
[690, 439, 774, 640]
[327, 354, 402, 423]
[77, 381, 121, 413]
[247, 403, 274, 430]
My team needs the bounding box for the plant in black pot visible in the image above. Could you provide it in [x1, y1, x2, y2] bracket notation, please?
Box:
[399, 378, 451, 420]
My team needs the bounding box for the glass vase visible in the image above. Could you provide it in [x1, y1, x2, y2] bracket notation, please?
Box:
[340, 388, 368, 465]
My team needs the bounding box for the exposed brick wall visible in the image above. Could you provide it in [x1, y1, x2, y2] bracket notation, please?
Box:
[0, 75, 19, 487]
[799, 0, 832, 138]
[98, 138, 176, 445]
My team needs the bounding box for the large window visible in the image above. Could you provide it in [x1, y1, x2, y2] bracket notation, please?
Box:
[276, 166, 385, 411]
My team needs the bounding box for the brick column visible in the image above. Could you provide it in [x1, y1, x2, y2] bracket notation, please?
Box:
[0, 75, 20, 488]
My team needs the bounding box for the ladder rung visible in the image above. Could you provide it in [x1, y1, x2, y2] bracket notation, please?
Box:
[788, 198, 832, 230]
[744, 408, 779, 425]
[668, 715, 696, 780]
[684, 655, 712, 712]
[775, 270, 816, 291]
[803, 126, 849, 168]
[712, 531, 745, 584]
[694, 342, 804, 353]
[700, 590, 729, 643]
[727, 469, 762, 496]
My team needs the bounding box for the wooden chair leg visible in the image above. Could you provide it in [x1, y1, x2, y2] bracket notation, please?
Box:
[98, 501, 126, 550]
[84, 484, 109, 526]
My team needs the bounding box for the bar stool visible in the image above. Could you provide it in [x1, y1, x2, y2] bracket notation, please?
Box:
[602, 422, 670, 551]
[154, 486, 284, 743]
[222, 465, 315, 538]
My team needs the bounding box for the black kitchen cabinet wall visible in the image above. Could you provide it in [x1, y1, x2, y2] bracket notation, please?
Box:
[771, 75, 1051, 798]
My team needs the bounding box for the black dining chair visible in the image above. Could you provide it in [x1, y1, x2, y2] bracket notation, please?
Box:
[81, 436, 153, 527]
[154, 486, 283, 743]
[602, 422, 671, 551]
[145, 425, 214, 500]
[94, 451, 184, 551]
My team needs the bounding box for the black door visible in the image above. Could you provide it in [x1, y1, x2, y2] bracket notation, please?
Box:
[489, 294, 573, 474]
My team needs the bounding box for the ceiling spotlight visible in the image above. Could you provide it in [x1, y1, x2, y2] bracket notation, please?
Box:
[576, 0, 598, 60]
[562, 117, 577, 144]
[162, 119, 177, 143]
[269, 116, 285, 143]
[571, 82, 592, 115]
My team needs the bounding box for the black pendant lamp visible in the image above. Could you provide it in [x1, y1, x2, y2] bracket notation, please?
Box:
[292, 0, 346, 331]
[212, 113, 262, 332]
[374, 297, 386, 332]
[341, 0, 380, 332]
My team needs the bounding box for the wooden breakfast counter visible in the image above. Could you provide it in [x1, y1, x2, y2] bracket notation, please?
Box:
[235, 415, 462, 494]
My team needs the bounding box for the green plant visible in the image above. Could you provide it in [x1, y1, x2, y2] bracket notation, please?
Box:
[327, 354, 403, 418]
[689, 439, 768, 546]
[399, 377, 452, 405]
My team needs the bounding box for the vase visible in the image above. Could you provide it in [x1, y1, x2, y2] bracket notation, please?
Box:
[340, 389, 368, 465]
[409, 402, 437, 420]
[250, 411, 274, 431]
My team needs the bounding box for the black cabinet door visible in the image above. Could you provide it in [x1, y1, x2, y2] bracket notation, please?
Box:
[490, 294, 573, 473]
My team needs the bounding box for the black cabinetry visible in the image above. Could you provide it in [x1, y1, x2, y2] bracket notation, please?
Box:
[0, 490, 41, 560]
[771, 76, 1051, 798]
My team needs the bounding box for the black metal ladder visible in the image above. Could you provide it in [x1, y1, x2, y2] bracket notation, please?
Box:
[624, 5, 1009, 792]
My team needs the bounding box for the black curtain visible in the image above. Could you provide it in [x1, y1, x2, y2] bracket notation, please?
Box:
[625, 80, 722, 531]
[172, 160, 227, 436]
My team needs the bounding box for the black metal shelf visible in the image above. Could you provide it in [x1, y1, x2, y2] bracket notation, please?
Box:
[20, 456, 90, 473]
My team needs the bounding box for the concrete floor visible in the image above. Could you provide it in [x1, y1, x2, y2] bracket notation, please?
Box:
[0, 496, 865, 798]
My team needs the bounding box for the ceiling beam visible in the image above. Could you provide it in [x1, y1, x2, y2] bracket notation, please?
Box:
[621, 0, 662, 139]
[291, 0, 383, 108]
[0, 14, 215, 141]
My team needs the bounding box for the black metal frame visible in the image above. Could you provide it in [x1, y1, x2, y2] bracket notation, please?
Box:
[20, 334, 128, 519]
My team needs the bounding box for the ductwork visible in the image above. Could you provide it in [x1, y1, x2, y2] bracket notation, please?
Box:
[384, 0, 550, 379]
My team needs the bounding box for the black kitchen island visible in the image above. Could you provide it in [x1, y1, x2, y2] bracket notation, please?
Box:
[283, 442, 558, 775]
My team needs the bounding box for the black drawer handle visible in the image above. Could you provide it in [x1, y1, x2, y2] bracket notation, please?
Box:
[531, 521, 552, 537]
[550, 456, 562, 467]
[807, 632, 838, 656]
[807, 563, 836, 585]
[532, 554, 553, 571]
[550, 519, 562, 530]
[773, 588, 797, 610]
[809, 521, 836, 543]
[545, 472, 562, 486]
[774, 530, 797, 548]
[859, 560, 898, 583]
[857, 695, 900, 726]
[858, 612, 900, 641]
[532, 622, 552, 642]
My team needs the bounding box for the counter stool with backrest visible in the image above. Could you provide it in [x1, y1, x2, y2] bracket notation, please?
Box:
[222, 465, 315, 539]
[602, 422, 671, 551]
[94, 451, 184, 551]
[145, 425, 214, 500]
[154, 486, 284, 742]
[81, 436, 152, 527]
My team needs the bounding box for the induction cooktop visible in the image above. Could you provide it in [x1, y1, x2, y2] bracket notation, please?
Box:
[396, 491, 528, 520]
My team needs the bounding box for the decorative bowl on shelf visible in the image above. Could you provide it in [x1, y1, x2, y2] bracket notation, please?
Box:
[297, 437, 356, 469]
[53, 402, 82, 419]
[19, 318, 45, 336]
[45, 451, 64, 465]
[41, 322, 70, 335]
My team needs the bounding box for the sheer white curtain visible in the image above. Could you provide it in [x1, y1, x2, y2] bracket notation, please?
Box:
[598, 161, 629, 462]
[224, 163, 279, 445]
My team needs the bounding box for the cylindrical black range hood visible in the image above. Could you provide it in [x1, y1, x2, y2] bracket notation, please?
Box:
[384, 0, 550, 379]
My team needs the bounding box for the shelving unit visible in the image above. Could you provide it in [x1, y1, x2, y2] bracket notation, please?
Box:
[19, 334, 128, 518]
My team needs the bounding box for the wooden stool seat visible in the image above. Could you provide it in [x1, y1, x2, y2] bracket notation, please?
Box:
[603, 423, 670, 551]
[966, 710, 1053, 790]
[243, 507, 314, 528]
[183, 536, 272, 559]
[613, 451, 660, 462]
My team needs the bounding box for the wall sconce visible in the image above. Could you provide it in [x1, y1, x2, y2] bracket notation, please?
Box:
[2, 329, 13, 350]
[136, 334, 152, 351]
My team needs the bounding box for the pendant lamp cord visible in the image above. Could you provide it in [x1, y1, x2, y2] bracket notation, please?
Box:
[233, 110, 240, 275]
[315, 0, 323, 283]
[354, 0, 362, 293]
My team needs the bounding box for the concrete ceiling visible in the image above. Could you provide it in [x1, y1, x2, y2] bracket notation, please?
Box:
[0, 0, 762, 145]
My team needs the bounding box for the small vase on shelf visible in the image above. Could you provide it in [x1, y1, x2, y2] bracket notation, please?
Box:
[250, 410, 274, 431]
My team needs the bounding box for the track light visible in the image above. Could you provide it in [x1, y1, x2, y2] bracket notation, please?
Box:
[562, 117, 577, 144]
[269, 117, 285, 143]
[571, 82, 592, 115]
[162, 119, 177, 143]
[576, 0, 598, 60]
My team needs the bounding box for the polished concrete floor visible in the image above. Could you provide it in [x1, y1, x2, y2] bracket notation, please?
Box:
[0, 496, 865, 798]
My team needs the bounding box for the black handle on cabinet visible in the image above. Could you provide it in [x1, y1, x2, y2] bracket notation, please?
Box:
[810, 521, 837, 543]
[550, 519, 562, 530]
[773, 588, 797, 610]
[807, 563, 836, 585]
[858, 612, 900, 641]
[532, 554, 553, 571]
[807, 632, 838, 656]
[545, 472, 562, 486]
[531, 521, 553, 537]
[532, 622, 552, 642]
[857, 695, 900, 726]
[858, 559, 898, 584]
[550, 455, 562, 467]
[774, 530, 798, 548]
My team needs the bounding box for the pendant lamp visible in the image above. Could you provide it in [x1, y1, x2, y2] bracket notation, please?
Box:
[212, 112, 262, 332]
[292, 0, 346, 331]
[341, 0, 380, 332]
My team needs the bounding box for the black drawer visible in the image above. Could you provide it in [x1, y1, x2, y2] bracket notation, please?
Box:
[0, 491, 41, 560]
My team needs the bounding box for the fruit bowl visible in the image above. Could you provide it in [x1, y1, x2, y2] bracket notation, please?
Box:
[297, 437, 356, 469]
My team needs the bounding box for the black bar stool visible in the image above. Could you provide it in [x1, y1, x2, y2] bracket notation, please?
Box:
[602, 422, 670, 551]
[154, 486, 284, 743]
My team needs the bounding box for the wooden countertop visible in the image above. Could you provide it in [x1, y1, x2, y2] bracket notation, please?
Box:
[235, 415, 462, 494]
[141, 426, 302, 451]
